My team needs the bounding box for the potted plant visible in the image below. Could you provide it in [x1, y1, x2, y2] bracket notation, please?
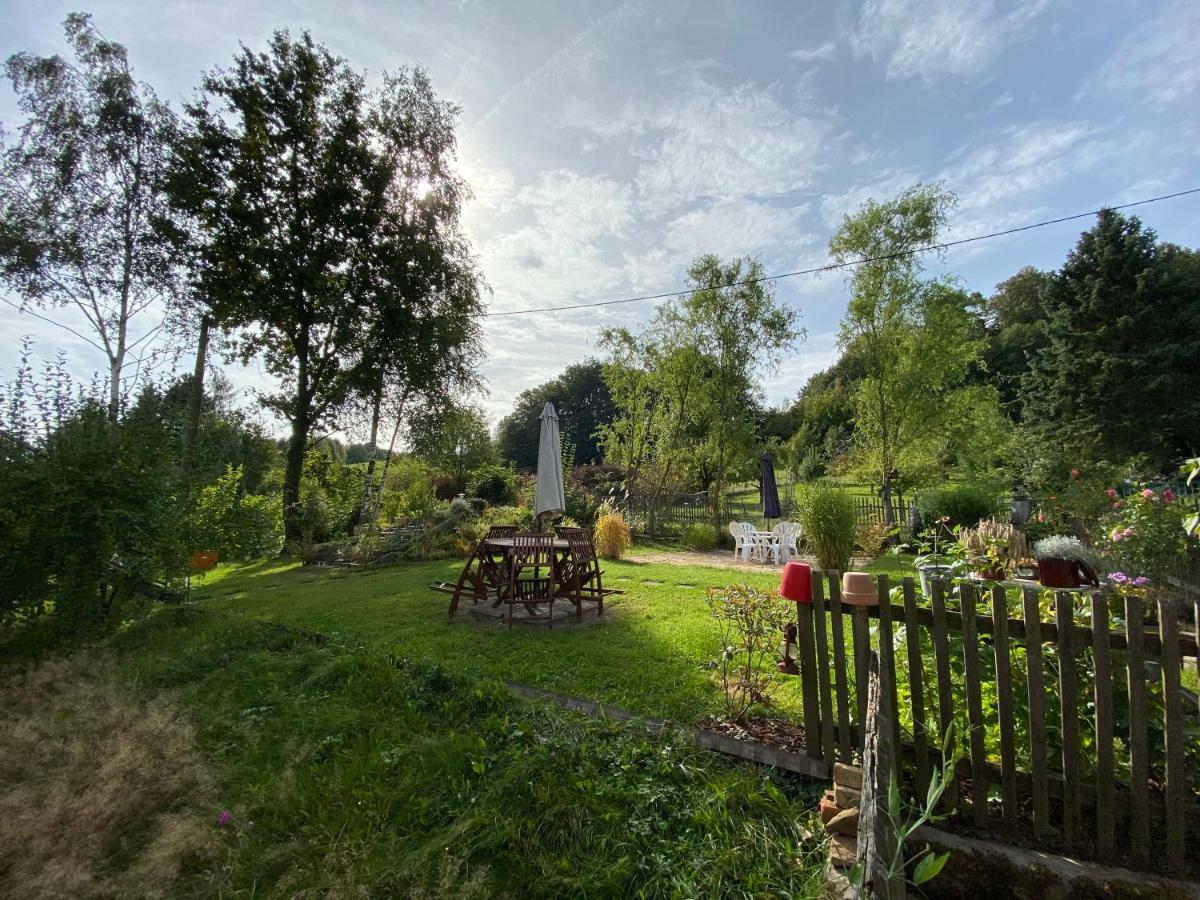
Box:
[1033, 535, 1099, 588]
[914, 518, 964, 597]
[958, 518, 1030, 581]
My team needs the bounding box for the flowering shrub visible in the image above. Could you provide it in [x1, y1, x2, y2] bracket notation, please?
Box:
[1096, 486, 1193, 592]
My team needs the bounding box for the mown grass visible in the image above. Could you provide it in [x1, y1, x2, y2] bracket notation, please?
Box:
[99, 607, 827, 897]
[190, 556, 805, 723]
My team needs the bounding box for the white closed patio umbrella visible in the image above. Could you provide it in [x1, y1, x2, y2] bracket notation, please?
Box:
[533, 402, 566, 527]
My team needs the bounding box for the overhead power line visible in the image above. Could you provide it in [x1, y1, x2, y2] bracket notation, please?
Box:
[482, 186, 1200, 318]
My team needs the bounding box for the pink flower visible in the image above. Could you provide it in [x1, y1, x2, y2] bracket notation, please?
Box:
[1122, 527, 1134, 538]
[1070, 468, 1081, 480]
[218, 810, 232, 827]
[1110, 529, 1123, 543]
[1111, 501, 1120, 509]
[1037, 512, 1045, 523]
[1162, 489, 1175, 503]
[1105, 488, 1118, 499]
[1142, 488, 1155, 499]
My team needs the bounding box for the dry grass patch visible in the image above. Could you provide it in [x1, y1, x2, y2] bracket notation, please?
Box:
[0, 652, 216, 898]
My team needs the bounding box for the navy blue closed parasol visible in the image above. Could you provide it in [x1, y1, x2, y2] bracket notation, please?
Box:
[761, 452, 782, 524]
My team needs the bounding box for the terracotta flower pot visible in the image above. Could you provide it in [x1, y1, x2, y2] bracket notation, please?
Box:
[841, 572, 879, 606]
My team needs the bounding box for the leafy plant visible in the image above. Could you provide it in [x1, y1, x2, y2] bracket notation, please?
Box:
[594, 504, 633, 559]
[848, 725, 958, 893]
[468, 464, 518, 506]
[191, 465, 283, 560]
[684, 523, 717, 552]
[855, 520, 895, 558]
[795, 483, 857, 572]
[916, 480, 1002, 529]
[704, 585, 790, 718]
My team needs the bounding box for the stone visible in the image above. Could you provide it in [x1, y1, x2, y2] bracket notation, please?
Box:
[833, 762, 863, 790]
[834, 784, 861, 809]
[819, 790, 840, 824]
[828, 834, 858, 869]
[824, 805, 860, 837]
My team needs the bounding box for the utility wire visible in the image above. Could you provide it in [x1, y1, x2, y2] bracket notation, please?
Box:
[482, 186, 1200, 318]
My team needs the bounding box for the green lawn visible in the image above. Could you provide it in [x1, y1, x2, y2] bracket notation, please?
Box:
[191, 555, 805, 724]
[1, 556, 833, 897]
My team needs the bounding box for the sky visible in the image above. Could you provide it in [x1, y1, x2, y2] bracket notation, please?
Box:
[2, 0, 1199, 439]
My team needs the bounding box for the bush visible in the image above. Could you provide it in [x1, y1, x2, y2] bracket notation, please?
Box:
[705, 585, 791, 718]
[564, 479, 600, 525]
[191, 466, 283, 560]
[854, 519, 894, 558]
[796, 482, 857, 573]
[0, 371, 187, 629]
[594, 506, 633, 559]
[431, 474, 462, 501]
[916, 481, 1002, 529]
[468, 464, 518, 506]
[684, 523, 717, 552]
[379, 458, 436, 523]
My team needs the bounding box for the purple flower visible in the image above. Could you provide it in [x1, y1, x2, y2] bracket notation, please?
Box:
[1108, 572, 1129, 584]
[218, 809, 232, 827]
[1132, 576, 1150, 586]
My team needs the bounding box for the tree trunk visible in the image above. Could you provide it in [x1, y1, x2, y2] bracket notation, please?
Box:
[180, 315, 212, 477]
[108, 352, 123, 423]
[283, 351, 310, 545]
[352, 378, 384, 529]
[881, 475, 896, 526]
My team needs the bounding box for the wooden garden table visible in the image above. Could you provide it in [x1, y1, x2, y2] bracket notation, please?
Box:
[442, 536, 571, 616]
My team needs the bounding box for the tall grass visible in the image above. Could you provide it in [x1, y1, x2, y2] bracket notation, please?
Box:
[796, 482, 858, 573]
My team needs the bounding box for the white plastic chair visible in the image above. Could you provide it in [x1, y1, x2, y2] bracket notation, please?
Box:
[772, 521, 802, 563]
[728, 521, 756, 561]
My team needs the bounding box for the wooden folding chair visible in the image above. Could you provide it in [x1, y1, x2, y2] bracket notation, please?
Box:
[556, 526, 619, 621]
[506, 532, 556, 627]
[432, 524, 519, 615]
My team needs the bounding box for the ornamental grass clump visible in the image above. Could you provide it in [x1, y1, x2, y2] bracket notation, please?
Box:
[593, 503, 632, 559]
[796, 482, 857, 573]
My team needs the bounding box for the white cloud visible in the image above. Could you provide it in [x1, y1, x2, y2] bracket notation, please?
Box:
[575, 74, 836, 212]
[1089, 0, 1200, 111]
[850, 0, 1052, 81]
[787, 40, 837, 62]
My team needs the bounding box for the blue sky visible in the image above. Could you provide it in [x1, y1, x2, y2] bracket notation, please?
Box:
[2, 0, 1199, 436]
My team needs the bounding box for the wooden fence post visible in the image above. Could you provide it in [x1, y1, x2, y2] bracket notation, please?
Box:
[857, 652, 905, 900]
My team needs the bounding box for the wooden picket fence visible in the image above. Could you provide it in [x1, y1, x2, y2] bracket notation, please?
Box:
[788, 572, 1199, 876]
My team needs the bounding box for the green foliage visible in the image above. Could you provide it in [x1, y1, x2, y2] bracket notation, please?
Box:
[1096, 486, 1195, 588]
[832, 184, 988, 497]
[378, 457, 435, 523]
[167, 32, 483, 542]
[468, 463, 518, 506]
[684, 523, 718, 552]
[406, 401, 494, 485]
[190, 466, 283, 560]
[795, 483, 857, 573]
[599, 254, 801, 527]
[1022, 210, 1200, 466]
[915, 480, 1002, 528]
[0, 366, 187, 628]
[705, 584, 791, 718]
[0, 14, 180, 419]
[496, 361, 616, 469]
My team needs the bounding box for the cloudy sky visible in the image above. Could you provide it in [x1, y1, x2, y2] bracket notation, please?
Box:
[2, 0, 1199, 436]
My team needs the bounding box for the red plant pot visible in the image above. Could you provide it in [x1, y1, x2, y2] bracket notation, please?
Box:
[780, 561, 813, 603]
